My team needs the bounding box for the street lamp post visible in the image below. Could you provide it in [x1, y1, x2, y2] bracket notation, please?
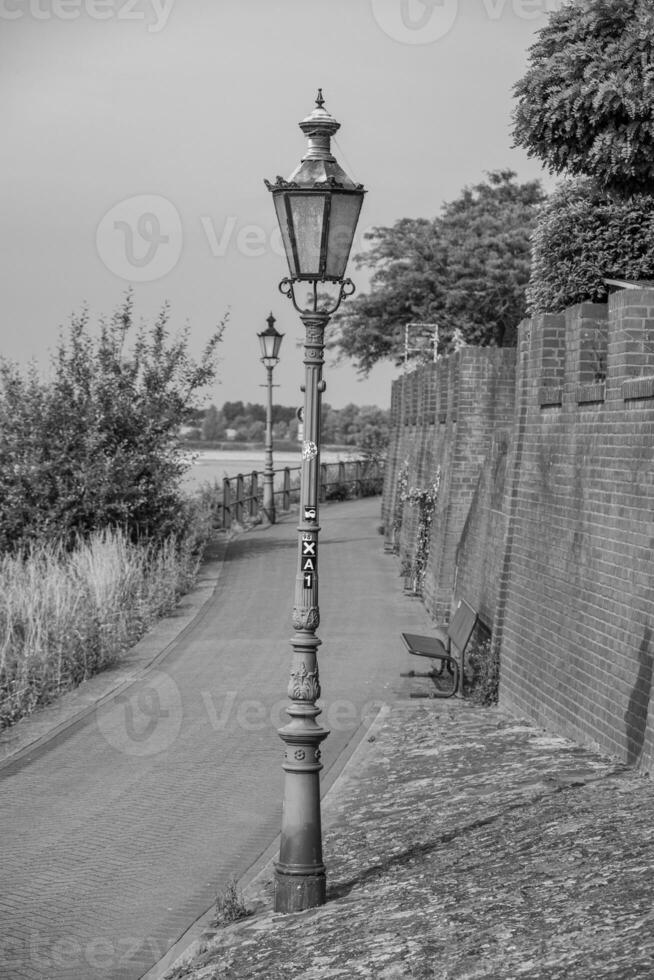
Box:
[257, 313, 284, 524]
[265, 90, 365, 913]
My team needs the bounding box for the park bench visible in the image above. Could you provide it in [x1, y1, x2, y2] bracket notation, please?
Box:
[400, 598, 478, 698]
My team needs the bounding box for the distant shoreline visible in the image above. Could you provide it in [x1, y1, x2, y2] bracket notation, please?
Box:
[179, 440, 354, 454]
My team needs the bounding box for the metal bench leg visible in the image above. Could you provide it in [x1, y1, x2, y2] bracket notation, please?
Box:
[407, 659, 459, 699]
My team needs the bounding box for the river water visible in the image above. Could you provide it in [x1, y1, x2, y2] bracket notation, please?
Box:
[182, 448, 355, 491]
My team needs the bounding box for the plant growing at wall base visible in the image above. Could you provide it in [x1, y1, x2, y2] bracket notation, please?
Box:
[466, 635, 499, 706]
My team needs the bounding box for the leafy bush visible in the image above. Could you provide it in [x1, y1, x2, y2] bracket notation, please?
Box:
[527, 179, 654, 313]
[466, 635, 499, 706]
[513, 0, 654, 196]
[324, 481, 351, 502]
[0, 293, 226, 552]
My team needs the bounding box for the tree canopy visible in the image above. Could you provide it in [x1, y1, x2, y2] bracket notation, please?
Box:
[330, 171, 544, 374]
[513, 0, 654, 196]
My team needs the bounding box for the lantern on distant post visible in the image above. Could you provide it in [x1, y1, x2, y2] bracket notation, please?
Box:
[257, 313, 284, 524]
[265, 90, 365, 913]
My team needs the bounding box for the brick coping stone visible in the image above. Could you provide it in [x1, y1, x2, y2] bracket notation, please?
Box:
[167, 701, 654, 980]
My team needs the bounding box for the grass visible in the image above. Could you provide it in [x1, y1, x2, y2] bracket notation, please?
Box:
[0, 497, 215, 731]
[213, 877, 251, 927]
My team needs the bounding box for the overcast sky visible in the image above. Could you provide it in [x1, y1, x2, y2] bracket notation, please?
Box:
[1, 0, 561, 411]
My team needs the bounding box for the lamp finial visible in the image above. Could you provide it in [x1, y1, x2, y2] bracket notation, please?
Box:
[315, 88, 325, 109]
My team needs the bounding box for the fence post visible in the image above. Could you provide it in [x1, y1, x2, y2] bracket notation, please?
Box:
[355, 459, 362, 497]
[222, 477, 231, 530]
[320, 462, 327, 502]
[249, 471, 259, 519]
[283, 467, 290, 510]
[235, 473, 244, 524]
[338, 461, 345, 486]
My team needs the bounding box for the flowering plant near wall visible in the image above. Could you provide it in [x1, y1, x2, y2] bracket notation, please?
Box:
[392, 459, 410, 548]
[401, 471, 441, 595]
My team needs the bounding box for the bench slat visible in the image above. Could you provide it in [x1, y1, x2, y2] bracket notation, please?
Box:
[449, 599, 477, 654]
[401, 633, 449, 660]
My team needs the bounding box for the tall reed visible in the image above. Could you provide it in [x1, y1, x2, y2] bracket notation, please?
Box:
[0, 509, 212, 730]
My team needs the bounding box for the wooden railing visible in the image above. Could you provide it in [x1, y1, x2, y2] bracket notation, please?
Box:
[218, 457, 384, 529]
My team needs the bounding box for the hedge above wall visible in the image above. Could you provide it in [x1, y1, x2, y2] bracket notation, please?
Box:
[527, 179, 654, 315]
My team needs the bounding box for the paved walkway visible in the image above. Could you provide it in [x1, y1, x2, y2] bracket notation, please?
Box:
[0, 498, 433, 980]
[165, 704, 654, 980]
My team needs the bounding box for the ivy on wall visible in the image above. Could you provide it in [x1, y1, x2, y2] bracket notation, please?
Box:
[401, 471, 441, 595]
[392, 459, 409, 552]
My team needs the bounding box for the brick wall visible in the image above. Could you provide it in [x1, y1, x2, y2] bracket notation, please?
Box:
[455, 425, 511, 629]
[498, 290, 654, 771]
[383, 349, 515, 621]
[382, 288, 654, 770]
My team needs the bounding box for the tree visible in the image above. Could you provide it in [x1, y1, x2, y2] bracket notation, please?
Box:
[354, 406, 390, 461]
[513, 0, 654, 196]
[527, 178, 654, 313]
[0, 293, 227, 551]
[247, 419, 266, 442]
[437, 171, 544, 347]
[201, 404, 225, 442]
[222, 401, 245, 424]
[330, 171, 544, 374]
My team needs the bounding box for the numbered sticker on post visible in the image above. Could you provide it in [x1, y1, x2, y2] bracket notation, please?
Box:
[303, 572, 314, 589]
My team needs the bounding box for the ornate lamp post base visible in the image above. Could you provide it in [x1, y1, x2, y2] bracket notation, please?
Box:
[274, 702, 328, 911]
[274, 870, 326, 913]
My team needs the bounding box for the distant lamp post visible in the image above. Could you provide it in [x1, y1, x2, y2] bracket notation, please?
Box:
[265, 89, 365, 913]
[257, 313, 284, 524]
